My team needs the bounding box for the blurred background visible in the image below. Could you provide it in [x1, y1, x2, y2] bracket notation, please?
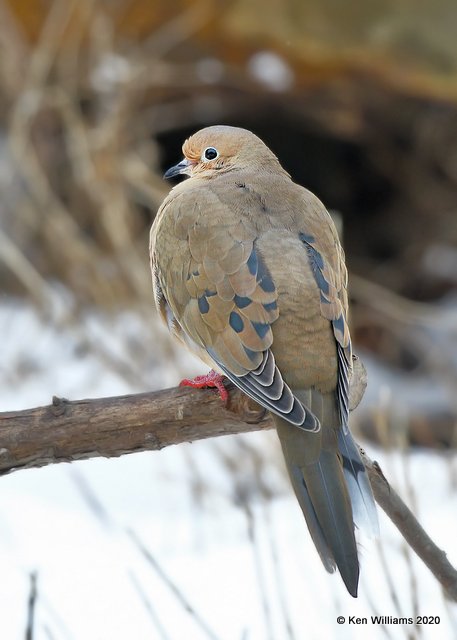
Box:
[1, 1, 457, 638]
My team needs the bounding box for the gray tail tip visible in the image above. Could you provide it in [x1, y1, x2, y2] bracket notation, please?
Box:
[340, 564, 359, 598]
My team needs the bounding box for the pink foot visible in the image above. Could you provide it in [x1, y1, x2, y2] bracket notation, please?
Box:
[179, 370, 229, 404]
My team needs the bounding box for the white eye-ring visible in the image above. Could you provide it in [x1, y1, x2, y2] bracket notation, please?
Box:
[201, 146, 219, 162]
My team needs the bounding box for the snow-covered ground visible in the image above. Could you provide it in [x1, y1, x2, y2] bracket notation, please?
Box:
[1, 297, 456, 640]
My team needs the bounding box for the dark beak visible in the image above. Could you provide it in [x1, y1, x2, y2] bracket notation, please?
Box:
[163, 158, 192, 179]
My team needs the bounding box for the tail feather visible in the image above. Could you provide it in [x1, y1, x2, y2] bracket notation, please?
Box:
[302, 452, 359, 597]
[289, 465, 336, 573]
[306, 452, 359, 595]
[338, 429, 379, 537]
[276, 417, 360, 597]
[274, 386, 377, 598]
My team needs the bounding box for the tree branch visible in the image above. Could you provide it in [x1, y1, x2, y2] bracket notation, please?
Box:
[0, 384, 270, 474]
[1, 384, 457, 601]
[360, 450, 457, 601]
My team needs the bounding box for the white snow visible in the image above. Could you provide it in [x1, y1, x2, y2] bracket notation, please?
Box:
[1, 297, 456, 639]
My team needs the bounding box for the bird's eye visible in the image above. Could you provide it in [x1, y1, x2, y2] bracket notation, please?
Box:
[202, 147, 219, 162]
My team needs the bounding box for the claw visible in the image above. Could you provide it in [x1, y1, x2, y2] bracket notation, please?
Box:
[179, 369, 229, 404]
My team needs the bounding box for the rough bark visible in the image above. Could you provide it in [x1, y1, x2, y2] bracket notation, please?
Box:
[0, 384, 270, 474]
[1, 384, 457, 602]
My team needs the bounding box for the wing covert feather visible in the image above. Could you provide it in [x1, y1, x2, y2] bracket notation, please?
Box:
[154, 191, 319, 431]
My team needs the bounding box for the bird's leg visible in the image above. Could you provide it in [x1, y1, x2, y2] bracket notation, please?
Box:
[179, 369, 229, 404]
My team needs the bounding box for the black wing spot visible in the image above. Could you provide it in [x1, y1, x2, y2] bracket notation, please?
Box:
[257, 252, 275, 292]
[299, 231, 315, 244]
[300, 237, 329, 295]
[333, 314, 345, 336]
[229, 311, 244, 333]
[247, 249, 258, 276]
[313, 265, 330, 295]
[262, 300, 277, 312]
[234, 294, 252, 309]
[198, 295, 209, 314]
[252, 322, 270, 339]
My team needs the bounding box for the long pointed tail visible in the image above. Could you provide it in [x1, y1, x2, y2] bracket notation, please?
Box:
[277, 418, 360, 596]
[273, 382, 378, 598]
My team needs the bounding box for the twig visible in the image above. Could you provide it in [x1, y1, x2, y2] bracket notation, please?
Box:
[263, 504, 296, 640]
[360, 450, 457, 602]
[128, 570, 172, 640]
[244, 504, 274, 640]
[128, 530, 221, 640]
[0, 228, 55, 306]
[1, 385, 457, 601]
[25, 571, 38, 640]
[350, 273, 457, 329]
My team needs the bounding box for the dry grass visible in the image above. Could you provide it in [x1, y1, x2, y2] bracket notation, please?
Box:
[0, 0, 170, 308]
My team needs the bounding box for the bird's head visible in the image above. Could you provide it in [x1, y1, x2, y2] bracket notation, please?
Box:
[163, 125, 281, 180]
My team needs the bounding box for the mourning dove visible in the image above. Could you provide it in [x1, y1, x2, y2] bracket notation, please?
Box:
[150, 125, 378, 597]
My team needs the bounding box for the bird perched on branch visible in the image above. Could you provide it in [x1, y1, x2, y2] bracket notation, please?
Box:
[150, 125, 378, 597]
